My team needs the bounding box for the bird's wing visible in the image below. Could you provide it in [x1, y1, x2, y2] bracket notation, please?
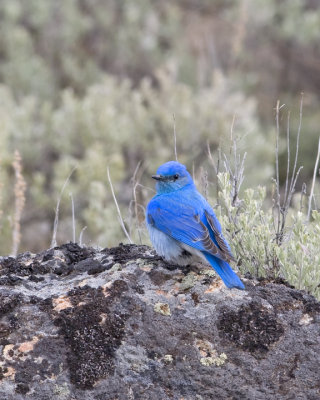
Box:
[147, 195, 234, 263]
[203, 209, 235, 263]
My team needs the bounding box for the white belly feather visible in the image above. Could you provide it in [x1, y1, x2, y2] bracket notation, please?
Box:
[147, 224, 207, 266]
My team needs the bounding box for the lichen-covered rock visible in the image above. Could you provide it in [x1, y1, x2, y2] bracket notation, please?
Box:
[0, 243, 319, 399]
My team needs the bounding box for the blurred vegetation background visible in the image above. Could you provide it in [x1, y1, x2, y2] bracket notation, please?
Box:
[0, 0, 319, 255]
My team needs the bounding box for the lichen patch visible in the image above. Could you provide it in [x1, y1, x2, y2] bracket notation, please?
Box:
[154, 302, 171, 316]
[204, 280, 223, 293]
[180, 273, 198, 291]
[200, 353, 227, 367]
[155, 289, 173, 298]
[163, 354, 173, 363]
[200, 269, 216, 277]
[299, 314, 313, 325]
[0, 365, 16, 380]
[18, 336, 39, 353]
[99, 313, 108, 325]
[195, 339, 227, 367]
[218, 301, 284, 354]
[3, 344, 14, 359]
[140, 265, 152, 272]
[53, 295, 73, 312]
[78, 279, 89, 287]
[102, 281, 112, 297]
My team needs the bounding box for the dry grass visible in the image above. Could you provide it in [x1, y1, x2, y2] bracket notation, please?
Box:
[11, 150, 27, 256]
[51, 167, 77, 248]
[273, 96, 304, 247]
[0, 158, 3, 224]
[307, 137, 320, 221]
[107, 166, 133, 244]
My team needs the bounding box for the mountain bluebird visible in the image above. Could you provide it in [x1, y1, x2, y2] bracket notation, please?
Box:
[146, 161, 245, 290]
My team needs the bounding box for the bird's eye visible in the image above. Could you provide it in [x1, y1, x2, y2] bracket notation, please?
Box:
[173, 174, 179, 180]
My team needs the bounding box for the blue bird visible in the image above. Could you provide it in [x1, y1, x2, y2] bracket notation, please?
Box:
[146, 161, 245, 290]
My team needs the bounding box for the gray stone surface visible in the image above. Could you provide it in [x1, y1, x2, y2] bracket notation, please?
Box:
[0, 243, 319, 399]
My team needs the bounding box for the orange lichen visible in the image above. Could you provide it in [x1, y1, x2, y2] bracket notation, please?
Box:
[53, 295, 73, 311]
[102, 281, 112, 297]
[99, 313, 108, 325]
[155, 289, 173, 298]
[140, 266, 152, 272]
[3, 366, 15, 379]
[3, 344, 14, 359]
[204, 281, 223, 293]
[18, 336, 39, 353]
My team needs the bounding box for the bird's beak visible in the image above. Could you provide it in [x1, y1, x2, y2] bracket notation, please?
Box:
[152, 174, 163, 181]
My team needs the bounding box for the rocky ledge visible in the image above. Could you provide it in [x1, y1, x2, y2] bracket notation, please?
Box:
[0, 243, 319, 400]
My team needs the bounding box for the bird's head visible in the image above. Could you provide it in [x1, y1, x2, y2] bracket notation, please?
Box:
[152, 161, 194, 194]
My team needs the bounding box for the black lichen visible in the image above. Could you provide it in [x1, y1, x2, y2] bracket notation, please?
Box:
[15, 383, 30, 395]
[217, 301, 284, 354]
[53, 282, 129, 389]
[52, 242, 93, 265]
[107, 243, 156, 263]
[0, 293, 21, 317]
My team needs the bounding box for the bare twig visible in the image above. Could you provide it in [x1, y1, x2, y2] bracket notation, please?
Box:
[69, 192, 76, 242]
[230, 114, 236, 157]
[11, 150, 27, 256]
[217, 147, 221, 176]
[284, 111, 291, 205]
[173, 113, 178, 162]
[0, 158, 3, 223]
[79, 226, 87, 247]
[107, 166, 133, 244]
[135, 182, 156, 193]
[273, 99, 302, 246]
[207, 141, 220, 201]
[222, 125, 246, 207]
[131, 161, 143, 244]
[300, 183, 307, 212]
[51, 166, 77, 248]
[274, 100, 281, 241]
[200, 167, 208, 200]
[132, 161, 142, 223]
[307, 137, 320, 221]
[207, 140, 217, 174]
[289, 93, 304, 195]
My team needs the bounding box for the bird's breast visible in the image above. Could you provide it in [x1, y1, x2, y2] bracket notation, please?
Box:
[147, 224, 205, 266]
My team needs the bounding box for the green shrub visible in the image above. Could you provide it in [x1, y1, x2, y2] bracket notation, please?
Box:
[216, 171, 320, 299]
[0, 73, 272, 254]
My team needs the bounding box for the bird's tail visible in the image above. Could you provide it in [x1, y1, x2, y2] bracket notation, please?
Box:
[204, 254, 245, 290]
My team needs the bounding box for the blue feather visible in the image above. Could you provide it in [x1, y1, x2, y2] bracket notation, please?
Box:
[203, 254, 245, 290]
[146, 161, 245, 290]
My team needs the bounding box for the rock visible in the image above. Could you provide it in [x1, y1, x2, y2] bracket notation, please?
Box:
[0, 242, 319, 399]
